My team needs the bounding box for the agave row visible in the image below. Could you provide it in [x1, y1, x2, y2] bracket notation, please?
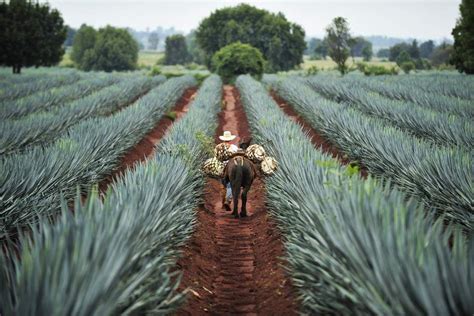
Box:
[0, 75, 222, 315]
[0, 71, 82, 102]
[0, 73, 122, 120]
[237, 74, 473, 315]
[0, 67, 80, 88]
[268, 76, 473, 230]
[0, 75, 166, 156]
[389, 73, 474, 100]
[0, 72, 55, 89]
[0, 75, 196, 237]
[344, 75, 474, 118]
[297, 75, 473, 149]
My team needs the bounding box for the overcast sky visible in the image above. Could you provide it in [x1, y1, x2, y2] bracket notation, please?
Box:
[47, 0, 461, 40]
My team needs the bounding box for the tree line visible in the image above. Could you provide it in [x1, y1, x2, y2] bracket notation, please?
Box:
[0, 0, 472, 75]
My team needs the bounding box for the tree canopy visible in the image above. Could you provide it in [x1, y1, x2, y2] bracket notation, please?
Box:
[451, 0, 474, 74]
[326, 17, 351, 75]
[0, 0, 66, 74]
[71, 24, 97, 66]
[164, 34, 189, 65]
[196, 4, 306, 72]
[211, 42, 265, 83]
[71, 25, 139, 72]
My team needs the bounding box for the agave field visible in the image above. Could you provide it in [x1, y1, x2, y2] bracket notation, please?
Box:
[0, 68, 473, 315]
[240, 74, 473, 315]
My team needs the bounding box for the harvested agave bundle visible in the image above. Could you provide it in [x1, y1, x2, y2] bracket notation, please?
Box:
[202, 157, 225, 178]
[260, 156, 278, 175]
[245, 144, 266, 163]
[214, 143, 234, 162]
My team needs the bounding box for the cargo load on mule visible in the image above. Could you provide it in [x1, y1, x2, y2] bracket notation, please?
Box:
[202, 132, 278, 218]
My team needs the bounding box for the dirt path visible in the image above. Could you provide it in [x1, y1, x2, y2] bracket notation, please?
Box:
[271, 91, 368, 178]
[175, 86, 297, 315]
[98, 88, 197, 193]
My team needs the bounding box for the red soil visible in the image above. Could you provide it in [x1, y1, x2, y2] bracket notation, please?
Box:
[98, 88, 197, 194]
[175, 86, 298, 315]
[271, 91, 368, 178]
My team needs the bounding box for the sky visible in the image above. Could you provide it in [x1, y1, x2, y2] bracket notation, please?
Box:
[46, 0, 461, 40]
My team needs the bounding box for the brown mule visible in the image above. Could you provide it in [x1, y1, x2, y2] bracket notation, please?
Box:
[222, 137, 257, 218]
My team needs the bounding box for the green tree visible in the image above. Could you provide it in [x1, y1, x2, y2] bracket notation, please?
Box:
[408, 40, 420, 59]
[164, 34, 189, 65]
[419, 40, 435, 58]
[186, 31, 206, 65]
[349, 36, 372, 61]
[314, 38, 329, 59]
[148, 32, 159, 50]
[377, 48, 390, 58]
[211, 42, 265, 83]
[362, 44, 373, 61]
[71, 24, 97, 66]
[305, 38, 320, 56]
[326, 17, 351, 75]
[0, 0, 66, 74]
[196, 4, 306, 72]
[80, 26, 138, 72]
[64, 26, 77, 47]
[396, 50, 412, 66]
[389, 43, 410, 61]
[451, 0, 474, 73]
[431, 42, 454, 67]
[400, 61, 416, 74]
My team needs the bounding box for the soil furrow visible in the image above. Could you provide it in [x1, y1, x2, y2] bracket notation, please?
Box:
[175, 85, 297, 315]
[98, 87, 197, 194]
[270, 91, 368, 178]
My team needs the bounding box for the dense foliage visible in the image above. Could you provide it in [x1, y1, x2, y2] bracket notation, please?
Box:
[0, 0, 66, 74]
[211, 42, 265, 83]
[196, 4, 306, 72]
[71, 24, 97, 66]
[451, 0, 474, 73]
[164, 34, 189, 65]
[325, 17, 351, 75]
[71, 25, 139, 71]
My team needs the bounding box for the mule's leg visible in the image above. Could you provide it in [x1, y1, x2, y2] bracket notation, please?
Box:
[240, 185, 250, 217]
[232, 184, 241, 218]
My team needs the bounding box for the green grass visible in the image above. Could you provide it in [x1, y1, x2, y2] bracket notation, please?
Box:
[137, 51, 165, 68]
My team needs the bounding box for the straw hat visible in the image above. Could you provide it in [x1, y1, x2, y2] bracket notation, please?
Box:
[219, 131, 237, 141]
